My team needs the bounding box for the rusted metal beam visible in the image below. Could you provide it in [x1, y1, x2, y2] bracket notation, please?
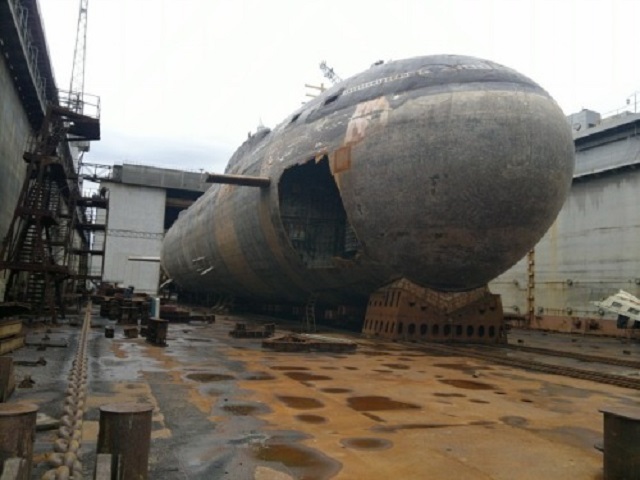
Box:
[205, 173, 271, 187]
[97, 403, 153, 480]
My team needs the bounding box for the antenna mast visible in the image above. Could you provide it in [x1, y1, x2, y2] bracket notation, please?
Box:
[319, 60, 342, 84]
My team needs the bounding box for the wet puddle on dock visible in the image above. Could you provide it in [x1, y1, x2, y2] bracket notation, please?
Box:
[284, 372, 332, 382]
[251, 443, 341, 479]
[434, 363, 492, 372]
[270, 366, 310, 371]
[244, 372, 275, 381]
[347, 396, 421, 411]
[362, 412, 385, 422]
[438, 379, 494, 390]
[381, 363, 410, 370]
[277, 396, 324, 409]
[320, 387, 351, 394]
[373, 420, 495, 433]
[340, 437, 393, 451]
[295, 414, 328, 424]
[222, 404, 260, 416]
[185, 373, 234, 383]
[500, 416, 529, 427]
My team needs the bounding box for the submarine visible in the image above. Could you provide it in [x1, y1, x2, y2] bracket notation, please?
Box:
[161, 54, 575, 307]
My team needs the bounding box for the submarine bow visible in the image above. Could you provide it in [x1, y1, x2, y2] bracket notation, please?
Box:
[161, 54, 575, 305]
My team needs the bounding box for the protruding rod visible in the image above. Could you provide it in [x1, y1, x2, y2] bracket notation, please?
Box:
[205, 173, 270, 187]
[128, 256, 161, 263]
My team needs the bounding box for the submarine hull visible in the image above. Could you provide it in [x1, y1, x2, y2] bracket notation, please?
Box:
[161, 55, 575, 305]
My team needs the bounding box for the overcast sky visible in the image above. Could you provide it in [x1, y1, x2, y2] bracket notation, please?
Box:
[39, 0, 639, 173]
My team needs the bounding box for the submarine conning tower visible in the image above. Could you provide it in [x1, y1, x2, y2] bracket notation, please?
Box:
[161, 54, 575, 337]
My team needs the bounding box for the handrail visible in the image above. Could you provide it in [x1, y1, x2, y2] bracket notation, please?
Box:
[6, 0, 47, 112]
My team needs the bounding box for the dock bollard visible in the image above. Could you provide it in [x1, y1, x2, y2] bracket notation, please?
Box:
[0, 357, 15, 402]
[104, 326, 114, 338]
[97, 403, 153, 480]
[0, 403, 38, 478]
[600, 406, 640, 480]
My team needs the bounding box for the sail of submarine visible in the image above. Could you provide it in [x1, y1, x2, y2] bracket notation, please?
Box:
[161, 54, 575, 305]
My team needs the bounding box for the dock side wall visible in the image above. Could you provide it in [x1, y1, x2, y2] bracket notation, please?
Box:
[0, 53, 32, 298]
[491, 166, 640, 335]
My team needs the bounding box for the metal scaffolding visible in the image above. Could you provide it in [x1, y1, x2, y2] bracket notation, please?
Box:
[0, 100, 101, 320]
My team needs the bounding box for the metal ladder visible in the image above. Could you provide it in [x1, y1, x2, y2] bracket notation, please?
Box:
[303, 293, 318, 333]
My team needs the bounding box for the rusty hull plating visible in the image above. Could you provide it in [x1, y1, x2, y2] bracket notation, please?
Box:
[161, 54, 575, 305]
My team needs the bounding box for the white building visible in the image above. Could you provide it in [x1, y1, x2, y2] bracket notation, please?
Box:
[98, 164, 208, 293]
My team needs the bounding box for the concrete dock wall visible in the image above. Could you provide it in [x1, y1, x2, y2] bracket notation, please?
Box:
[0, 53, 32, 297]
[491, 123, 640, 334]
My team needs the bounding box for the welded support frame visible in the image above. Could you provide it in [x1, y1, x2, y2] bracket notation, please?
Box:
[526, 249, 535, 327]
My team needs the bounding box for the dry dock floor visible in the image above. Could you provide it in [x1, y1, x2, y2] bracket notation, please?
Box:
[8, 310, 640, 479]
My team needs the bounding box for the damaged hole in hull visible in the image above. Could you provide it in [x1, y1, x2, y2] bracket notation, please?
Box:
[279, 156, 359, 268]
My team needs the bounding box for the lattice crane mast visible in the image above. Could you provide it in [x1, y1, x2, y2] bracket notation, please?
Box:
[319, 60, 342, 85]
[69, 0, 89, 115]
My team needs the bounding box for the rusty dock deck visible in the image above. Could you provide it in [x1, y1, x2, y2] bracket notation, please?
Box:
[5, 308, 640, 479]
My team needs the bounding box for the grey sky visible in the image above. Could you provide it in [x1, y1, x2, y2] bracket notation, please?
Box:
[39, 0, 639, 172]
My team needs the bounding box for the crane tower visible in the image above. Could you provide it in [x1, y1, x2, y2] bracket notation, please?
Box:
[69, 0, 89, 115]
